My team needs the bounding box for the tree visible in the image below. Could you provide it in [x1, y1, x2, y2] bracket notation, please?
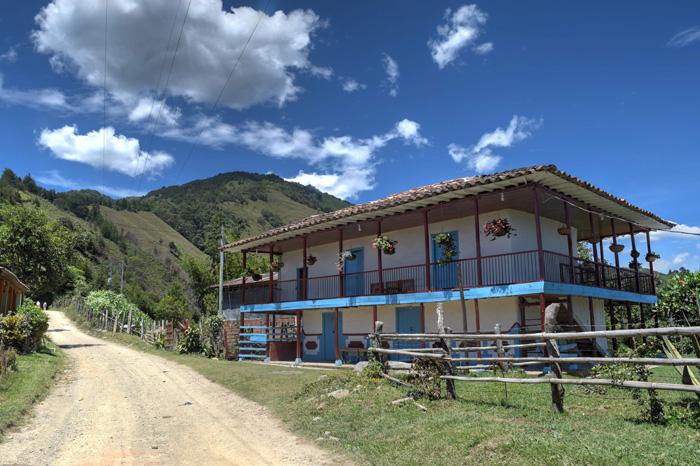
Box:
[0, 204, 77, 302]
[155, 283, 191, 323]
[181, 255, 215, 316]
[656, 271, 700, 325]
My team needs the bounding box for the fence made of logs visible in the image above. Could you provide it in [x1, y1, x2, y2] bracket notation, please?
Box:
[369, 303, 700, 413]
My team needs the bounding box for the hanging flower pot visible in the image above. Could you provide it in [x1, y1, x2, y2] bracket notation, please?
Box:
[372, 235, 398, 254]
[646, 252, 660, 263]
[483, 218, 516, 241]
[335, 250, 357, 272]
[270, 260, 284, 272]
[435, 233, 457, 265]
[589, 234, 601, 244]
[245, 269, 255, 277]
[630, 250, 640, 259]
[252, 273, 263, 281]
[557, 225, 571, 236]
[305, 255, 317, 266]
[609, 243, 625, 254]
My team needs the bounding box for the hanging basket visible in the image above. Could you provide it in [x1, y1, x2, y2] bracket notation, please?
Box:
[609, 243, 625, 254]
[645, 253, 657, 263]
[270, 266, 281, 273]
[306, 256, 317, 266]
[589, 234, 601, 244]
[630, 250, 640, 259]
[557, 226, 571, 236]
[245, 269, 255, 277]
[384, 248, 396, 255]
[252, 273, 263, 281]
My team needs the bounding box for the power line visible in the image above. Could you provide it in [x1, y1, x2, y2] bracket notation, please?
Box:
[135, 0, 193, 197]
[102, 0, 109, 197]
[129, 0, 184, 197]
[173, 0, 272, 185]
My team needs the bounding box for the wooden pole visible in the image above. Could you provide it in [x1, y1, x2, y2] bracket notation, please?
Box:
[533, 186, 546, 281]
[295, 310, 302, 364]
[423, 210, 431, 290]
[545, 304, 565, 413]
[127, 308, 133, 334]
[458, 266, 468, 333]
[334, 307, 340, 365]
[473, 198, 483, 287]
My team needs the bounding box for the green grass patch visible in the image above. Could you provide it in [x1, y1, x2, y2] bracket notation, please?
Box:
[0, 341, 66, 439]
[58, 307, 700, 465]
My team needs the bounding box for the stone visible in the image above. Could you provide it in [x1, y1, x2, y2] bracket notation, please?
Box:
[354, 361, 369, 372]
[328, 389, 350, 399]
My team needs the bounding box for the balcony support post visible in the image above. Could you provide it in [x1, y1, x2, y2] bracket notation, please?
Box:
[611, 220, 622, 289]
[423, 210, 431, 291]
[474, 298, 481, 334]
[564, 201, 574, 284]
[376, 220, 384, 294]
[334, 307, 341, 366]
[269, 246, 274, 304]
[420, 303, 426, 348]
[589, 213, 601, 286]
[373, 305, 378, 332]
[609, 300, 618, 352]
[302, 236, 308, 301]
[533, 187, 545, 281]
[539, 292, 546, 332]
[265, 311, 270, 362]
[646, 230, 656, 295]
[295, 310, 302, 364]
[599, 236, 607, 287]
[241, 251, 247, 306]
[629, 223, 640, 293]
[338, 229, 344, 297]
[473, 198, 483, 287]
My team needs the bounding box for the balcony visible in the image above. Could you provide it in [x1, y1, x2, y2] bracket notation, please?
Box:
[242, 249, 655, 305]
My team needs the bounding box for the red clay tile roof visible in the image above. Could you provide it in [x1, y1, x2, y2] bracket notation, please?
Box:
[222, 165, 674, 252]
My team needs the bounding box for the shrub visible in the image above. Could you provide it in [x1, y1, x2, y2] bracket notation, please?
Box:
[16, 303, 49, 344]
[0, 314, 31, 353]
[0, 345, 17, 378]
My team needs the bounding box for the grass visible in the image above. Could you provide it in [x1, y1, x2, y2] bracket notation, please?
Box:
[60, 306, 700, 465]
[0, 341, 66, 439]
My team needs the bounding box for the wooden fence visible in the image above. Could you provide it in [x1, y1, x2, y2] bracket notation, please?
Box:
[369, 304, 700, 413]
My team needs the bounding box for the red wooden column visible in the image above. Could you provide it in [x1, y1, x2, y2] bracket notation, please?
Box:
[588, 296, 597, 355]
[295, 310, 302, 363]
[372, 305, 378, 332]
[599, 238, 607, 287]
[609, 300, 618, 351]
[376, 220, 383, 294]
[473, 197, 482, 334]
[629, 223, 640, 292]
[241, 251, 247, 306]
[302, 236, 308, 301]
[645, 230, 657, 295]
[269, 247, 274, 303]
[265, 311, 270, 361]
[532, 187, 545, 281]
[338, 229, 344, 297]
[334, 307, 341, 365]
[539, 293, 546, 332]
[589, 213, 601, 286]
[564, 201, 574, 283]
[423, 210, 431, 291]
[610, 220, 622, 289]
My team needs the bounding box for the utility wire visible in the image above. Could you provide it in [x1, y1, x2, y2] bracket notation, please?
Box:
[102, 0, 109, 197]
[173, 0, 272, 185]
[135, 0, 193, 197]
[129, 0, 184, 197]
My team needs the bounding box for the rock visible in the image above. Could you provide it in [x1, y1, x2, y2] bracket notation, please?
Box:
[312, 416, 321, 421]
[317, 375, 328, 382]
[354, 361, 369, 372]
[315, 402, 326, 410]
[328, 389, 350, 399]
[327, 436, 339, 441]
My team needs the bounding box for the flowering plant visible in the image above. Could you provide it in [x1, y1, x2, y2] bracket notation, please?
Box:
[483, 218, 516, 241]
[336, 250, 357, 272]
[305, 254, 317, 265]
[371, 235, 397, 254]
[270, 260, 284, 271]
[435, 233, 457, 265]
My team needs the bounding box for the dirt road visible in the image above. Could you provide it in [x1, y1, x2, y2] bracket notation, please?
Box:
[0, 311, 342, 466]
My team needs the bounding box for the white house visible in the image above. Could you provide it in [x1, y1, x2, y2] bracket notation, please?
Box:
[222, 165, 673, 365]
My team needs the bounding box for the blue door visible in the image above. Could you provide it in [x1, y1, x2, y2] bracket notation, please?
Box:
[395, 307, 421, 361]
[432, 231, 459, 289]
[322, 312, 343, 361]
[343, 248, 364, 296]
[296, 267, 304, 301]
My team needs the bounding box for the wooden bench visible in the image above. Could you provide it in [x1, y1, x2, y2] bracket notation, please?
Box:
[370, 279, 415, 295]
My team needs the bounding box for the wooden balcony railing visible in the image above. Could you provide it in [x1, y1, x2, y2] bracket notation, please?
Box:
[241, 249, 655, 305]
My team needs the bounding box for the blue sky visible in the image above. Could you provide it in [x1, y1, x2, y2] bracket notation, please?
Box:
[0, 0, 699, 272]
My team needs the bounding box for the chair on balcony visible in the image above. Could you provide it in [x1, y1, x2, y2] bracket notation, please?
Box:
[370, 279, 415, 295]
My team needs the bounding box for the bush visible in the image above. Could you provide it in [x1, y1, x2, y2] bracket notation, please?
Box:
[0, 345, 17, 377]
[16, 303, 49, 343]
[0, 314, 31, 353]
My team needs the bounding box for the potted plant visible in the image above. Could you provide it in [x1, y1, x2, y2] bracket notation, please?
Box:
[609, 243, 625, 254]
[630, 250, 640, 259]
[645, 252, 660, 263]
[245, 268, 255, 277]
[336, 250, 357, 272]
[372, 235, 398, 255]
[252, 273, 263, 281]
[557, 224, 571, 236]
[483, 218, 516, 241]
[589, 234, 601, 244]
[270, 260, 284, 272]
[305, 254, 317, 266]
[435, 233, 457, 265]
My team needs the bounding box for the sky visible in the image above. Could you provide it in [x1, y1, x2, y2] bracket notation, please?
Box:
[0, 0, 699, 273]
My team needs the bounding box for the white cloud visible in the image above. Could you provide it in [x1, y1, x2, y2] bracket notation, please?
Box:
[667, 26, 700, 47]
[340, 78, 366, 92]
[127, 97, 181, 127]
[428, 4, 492, 69]
[37, 125, 174, 177]
[310, 66, 334, 80]
[35, 169, 132, 198]
[649, 224, 700, 241]
[33, 0, 326, 112]
[449, 115, 542, 173]
[382, 54, 399, 96]
[0, 46, 18, 63]
[393, 119, 428, 147]
[0, 74, 70, 110]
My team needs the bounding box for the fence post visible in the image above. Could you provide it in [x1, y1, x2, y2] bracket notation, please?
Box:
[127, 308, 133, 334]
[119, 311, 126, 333]
[113, 312, 119, 333]
[141, 317, 145, 339]
[439, 327, 457, 400]
[373, 321, 384, 363]
[495, 324, 505, 359]
[544, 304, 565, 413]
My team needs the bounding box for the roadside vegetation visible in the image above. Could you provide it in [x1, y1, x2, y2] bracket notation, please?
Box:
[1, 304, 66, 439]
[60, 305, 700, 465]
